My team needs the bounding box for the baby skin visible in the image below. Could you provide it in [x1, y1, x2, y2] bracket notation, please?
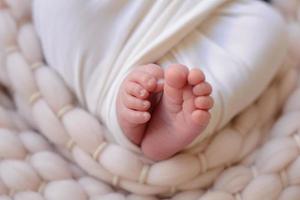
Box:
[117, 64, 213, 161]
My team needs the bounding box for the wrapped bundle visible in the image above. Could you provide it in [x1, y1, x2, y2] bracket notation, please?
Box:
[33, 0, 287, 152]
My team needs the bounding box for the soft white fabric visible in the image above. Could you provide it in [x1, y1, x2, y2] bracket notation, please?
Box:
[33, 0, 287, 153]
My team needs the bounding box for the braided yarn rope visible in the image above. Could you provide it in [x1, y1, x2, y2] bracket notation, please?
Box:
[0, 0, 300, 199]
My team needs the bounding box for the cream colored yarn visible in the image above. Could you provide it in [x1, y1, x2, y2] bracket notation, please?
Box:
[1, 0, 300, 199]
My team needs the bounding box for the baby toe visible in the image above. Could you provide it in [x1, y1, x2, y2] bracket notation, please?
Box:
[188, 68, 205, 85]
[165, 64, 189, 89]
[192, 82, 212, 96]
[123, 107, 151, 124]
[123, 93, 151, 111]
[138, 64, 164, 92]
[125, 81, 149, 99]
[194, 96, 214, 110]
[191, 110, 211, 126]
[129, 71, 157, 92]
[140, 64, 164, 80]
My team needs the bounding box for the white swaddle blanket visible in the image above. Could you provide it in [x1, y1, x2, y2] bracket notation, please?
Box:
[33, 0, 287, 155]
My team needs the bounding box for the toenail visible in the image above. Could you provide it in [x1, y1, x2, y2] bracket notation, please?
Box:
[143, 101, 149, 107]
[140, 89, 147, 97]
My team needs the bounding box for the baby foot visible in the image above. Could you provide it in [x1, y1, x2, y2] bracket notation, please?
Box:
[116, 64, 164, 145]
[142, 64, 213, 161]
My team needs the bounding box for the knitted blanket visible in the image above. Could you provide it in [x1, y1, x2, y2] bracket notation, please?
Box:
[0, 0, 300, 199]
